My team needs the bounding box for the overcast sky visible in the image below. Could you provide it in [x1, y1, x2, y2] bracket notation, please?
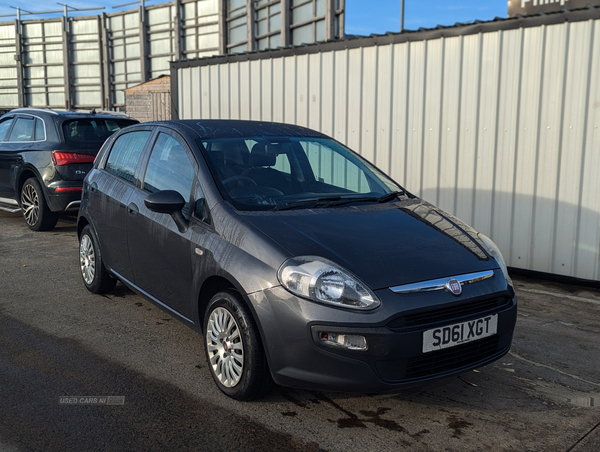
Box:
[1, 0, 509, 34]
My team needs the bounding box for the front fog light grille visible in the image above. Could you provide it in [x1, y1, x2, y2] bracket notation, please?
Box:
[319, 332, 368, 351]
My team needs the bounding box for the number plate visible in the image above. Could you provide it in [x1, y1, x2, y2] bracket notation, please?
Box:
[422, 314, 498, 353]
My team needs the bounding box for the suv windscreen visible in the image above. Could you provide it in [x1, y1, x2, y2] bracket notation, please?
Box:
[201, 136, 402, 211]
[62, 119, 135, 145]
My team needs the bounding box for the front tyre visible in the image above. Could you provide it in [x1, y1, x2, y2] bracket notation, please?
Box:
[204, 291, 272, 400]
[21, 177, 59, 231]
[79, 225, 117, 294]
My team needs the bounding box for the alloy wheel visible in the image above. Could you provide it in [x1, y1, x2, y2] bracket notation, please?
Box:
[80, 234, 96, 285]
[21, 183, 39, 227]
[206, 307, 244, 387]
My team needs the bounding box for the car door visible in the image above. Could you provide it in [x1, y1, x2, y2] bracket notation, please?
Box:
[0, 116, 17, 199]
[90, 129, 153, 283]
[0, 116, 32, 200]
[126, 130, 197, 319]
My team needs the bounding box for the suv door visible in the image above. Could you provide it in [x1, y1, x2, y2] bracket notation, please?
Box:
[0, 116, 16, 199]
[126, 130, 197, 319]
[0, 116, 34, 200]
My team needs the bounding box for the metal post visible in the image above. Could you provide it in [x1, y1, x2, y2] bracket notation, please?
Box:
[100, 13, 112, 110]
[400, 0, 405, 33]
[281, 0, 291, 47]
[63, 3, 69, 31]
[62, 15, 72, 109]
[173, 0, 182, 61]
[218, 0, 227, 55]
[325, 0, 335, 41]
[14, 16, 24, 108]
[246, 0, 256, 52]
[139, 4, 149, 83]
[338, 0, 345, 37]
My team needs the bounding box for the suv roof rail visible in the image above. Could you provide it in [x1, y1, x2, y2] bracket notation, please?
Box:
[95, 110, 131, 118]
[7, 107, 131, 119]
[10, 107, 59, 115]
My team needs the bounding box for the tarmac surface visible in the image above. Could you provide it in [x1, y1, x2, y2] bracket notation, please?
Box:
[1, 210, 599, 452]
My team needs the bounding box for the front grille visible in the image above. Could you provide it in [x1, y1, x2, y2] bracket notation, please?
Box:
[375, 335, 505, 383]
[387, 296, 511, 332]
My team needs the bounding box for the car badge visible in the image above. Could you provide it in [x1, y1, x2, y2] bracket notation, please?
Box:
[445, 278, 462, 296]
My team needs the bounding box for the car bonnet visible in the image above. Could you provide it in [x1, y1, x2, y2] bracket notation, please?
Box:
[239, 198, 499, 291]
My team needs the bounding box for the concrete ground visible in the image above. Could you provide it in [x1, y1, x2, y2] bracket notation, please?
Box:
[1, 210, 599, 452]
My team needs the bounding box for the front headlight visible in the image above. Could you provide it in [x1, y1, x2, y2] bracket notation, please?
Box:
[478, 233, 513, 286]
[277, 256, 380, 310]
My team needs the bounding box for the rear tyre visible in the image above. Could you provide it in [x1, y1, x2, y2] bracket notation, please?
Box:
[79, 225, 117, 294]
[21, 177, 59, 231]
[204, 291, 273, 400]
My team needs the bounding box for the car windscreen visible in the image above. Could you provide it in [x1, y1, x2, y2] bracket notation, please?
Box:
[200, 136, 403, 211]
[62, 118, 136, 146]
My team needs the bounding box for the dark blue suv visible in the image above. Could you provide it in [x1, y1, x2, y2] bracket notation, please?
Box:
[0, 108, 137, 230]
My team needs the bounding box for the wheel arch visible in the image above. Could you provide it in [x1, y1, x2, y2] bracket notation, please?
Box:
[197, 275, 240, 334]
[16, 168, 42, 203]
[77, 215, 90, 239]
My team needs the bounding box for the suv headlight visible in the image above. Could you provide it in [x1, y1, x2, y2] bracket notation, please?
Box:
[277, 256, 380, 310]
[478, 233, 513, 286]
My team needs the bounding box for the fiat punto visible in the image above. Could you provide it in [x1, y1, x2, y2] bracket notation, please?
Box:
[77, 120, 517, 400]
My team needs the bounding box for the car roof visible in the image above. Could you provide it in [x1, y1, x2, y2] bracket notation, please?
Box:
[4, 108, 134, 121]
[145, 119, 328, 140]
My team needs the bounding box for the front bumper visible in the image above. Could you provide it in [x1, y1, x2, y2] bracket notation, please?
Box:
[250, 270, 517, 392]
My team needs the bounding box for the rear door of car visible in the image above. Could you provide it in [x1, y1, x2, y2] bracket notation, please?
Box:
[0, 115, 17, 199]
[126, 128, 197, 320]
[89, 127, 154, 282]
[0, 115, 40, 200]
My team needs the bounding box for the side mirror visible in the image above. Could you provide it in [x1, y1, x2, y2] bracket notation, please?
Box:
[145, 190, 189, 233]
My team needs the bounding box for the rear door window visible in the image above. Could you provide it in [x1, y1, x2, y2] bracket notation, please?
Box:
[8, 117, 34, 142]
[105, 131, 152, 183]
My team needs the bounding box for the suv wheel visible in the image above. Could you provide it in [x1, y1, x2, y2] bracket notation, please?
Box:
[79, 225, 117, 294]
[21, 178, 59, 231]
[204, 291, 273, 400]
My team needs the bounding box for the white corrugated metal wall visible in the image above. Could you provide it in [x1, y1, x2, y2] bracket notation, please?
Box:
[174, 11, 600, 281]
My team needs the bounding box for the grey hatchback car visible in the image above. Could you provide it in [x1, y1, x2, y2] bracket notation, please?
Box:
[77, 120, 517, 400]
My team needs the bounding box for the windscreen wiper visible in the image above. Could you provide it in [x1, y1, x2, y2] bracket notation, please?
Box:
[274, 190, 412, 211]
[323, 190, 410, 208]
[376, 190, 406, 203]
[273, 196, 342, 211]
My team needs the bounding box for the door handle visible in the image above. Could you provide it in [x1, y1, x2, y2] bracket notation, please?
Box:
[127, 202, 139, 216]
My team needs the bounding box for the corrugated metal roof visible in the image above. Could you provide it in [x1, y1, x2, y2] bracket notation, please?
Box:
[171, 4, 600, 69]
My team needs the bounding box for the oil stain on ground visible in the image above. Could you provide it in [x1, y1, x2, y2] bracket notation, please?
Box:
[447, 415, 473, 438]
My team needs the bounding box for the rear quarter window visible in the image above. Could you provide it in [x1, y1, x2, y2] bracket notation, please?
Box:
[34, 118, 45, 141]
